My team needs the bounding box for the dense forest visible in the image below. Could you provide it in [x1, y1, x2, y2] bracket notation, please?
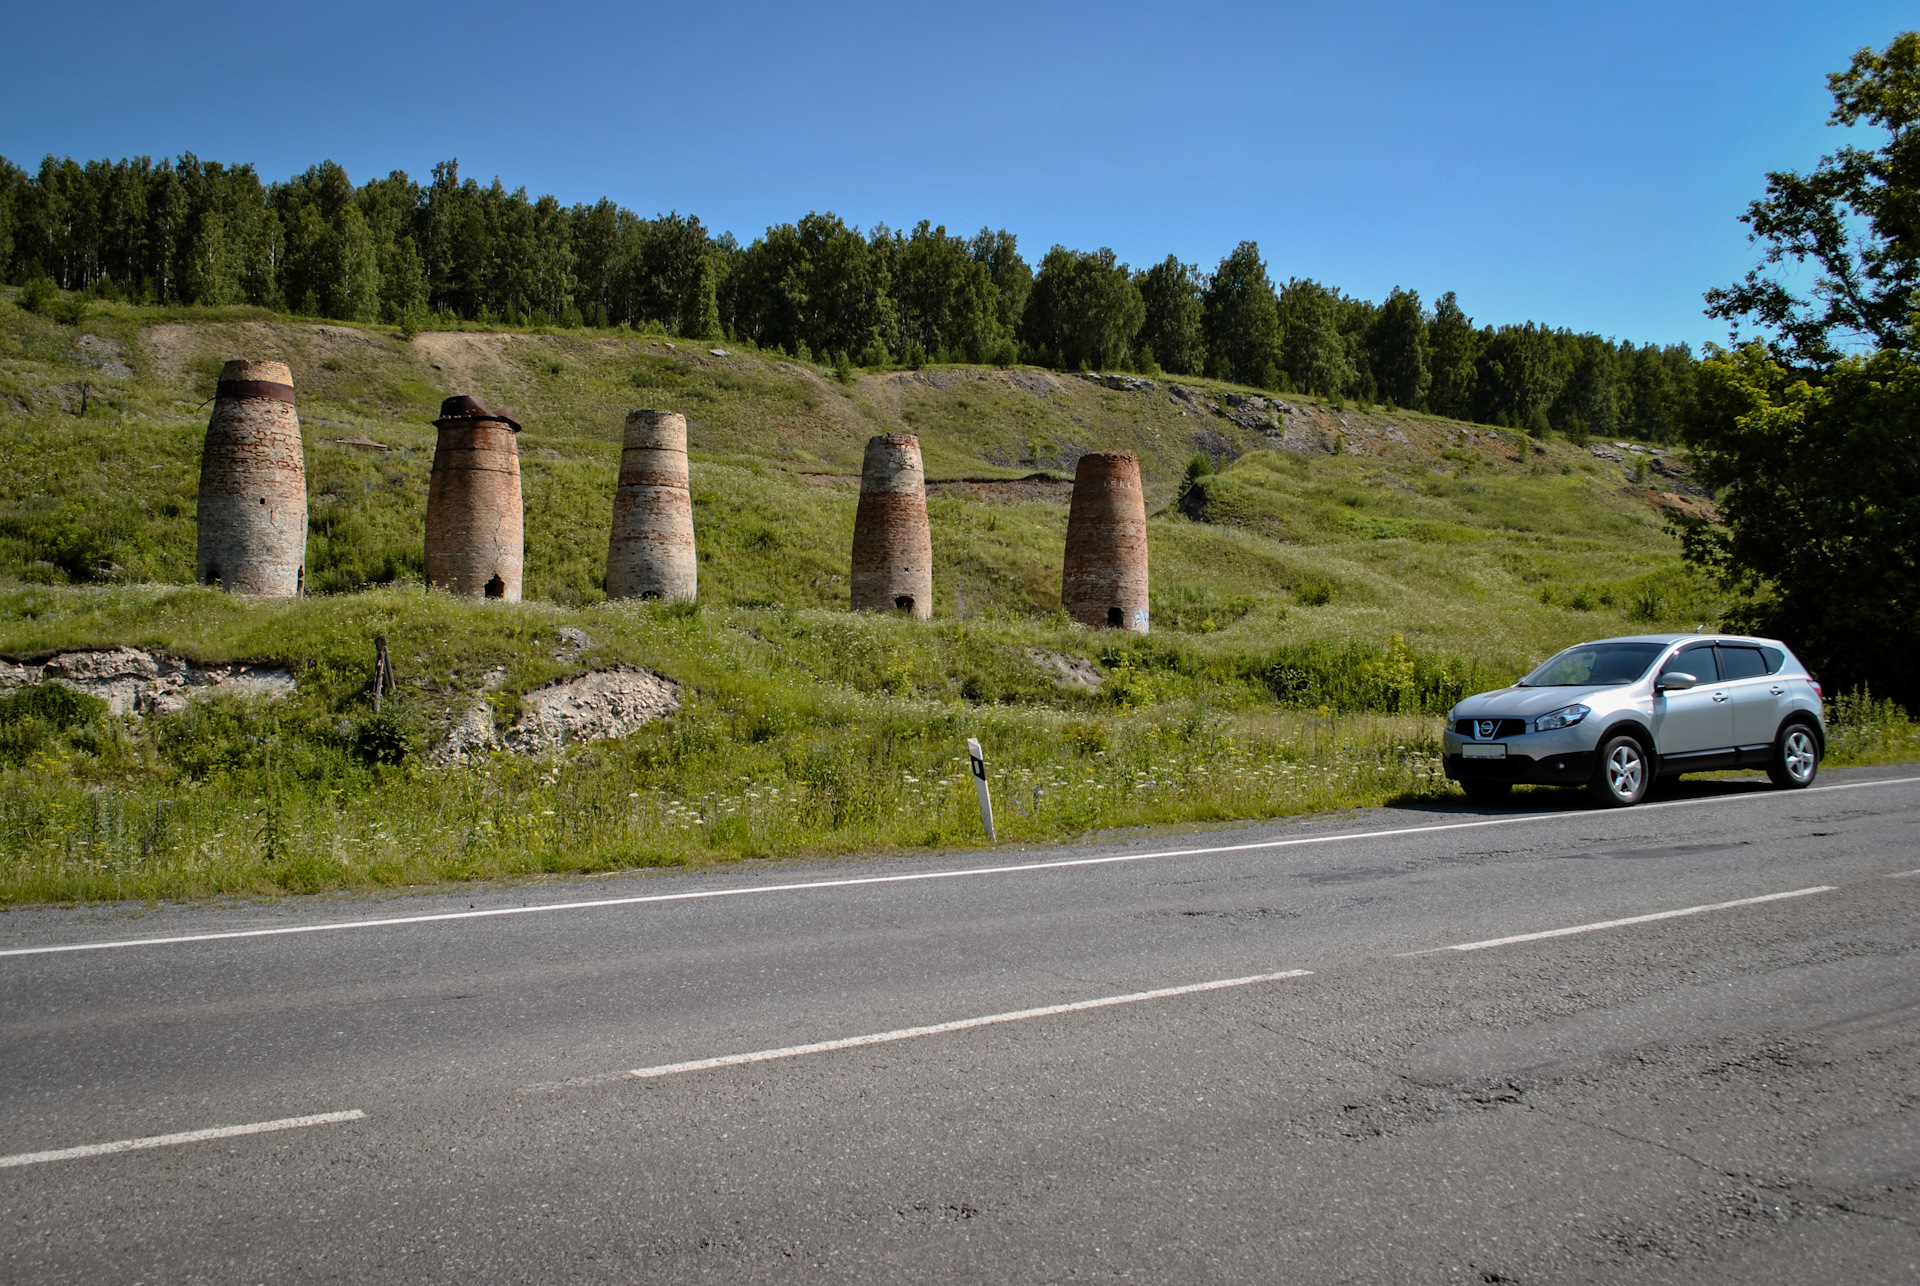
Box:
[0, 152, 1695, 440]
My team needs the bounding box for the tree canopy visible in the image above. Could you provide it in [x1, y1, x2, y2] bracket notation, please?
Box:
[1705, 31, 1920, 364]
[1684, 31, 1920, 710]
[0, 148, 1693, 434]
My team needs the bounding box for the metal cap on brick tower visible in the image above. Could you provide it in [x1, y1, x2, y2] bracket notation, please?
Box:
[1061, 451, 1149, 632]
[425, 396, 524, 601]
[605, 409, 697, 603]
[195, 359, 307, 597]
[850, 433, 933, 619]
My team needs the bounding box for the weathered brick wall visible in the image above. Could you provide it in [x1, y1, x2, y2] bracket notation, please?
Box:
[195, 359, 307, 597]
[1061, 451, 1150, 633]
[425, 398, 524, 601]
[850, 433, 933, 619]
[605, 410, 697, 602]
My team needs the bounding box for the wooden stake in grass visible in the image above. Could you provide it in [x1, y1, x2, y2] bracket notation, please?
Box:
[968, 737, 996, 841]
[371, 635, 397, 713]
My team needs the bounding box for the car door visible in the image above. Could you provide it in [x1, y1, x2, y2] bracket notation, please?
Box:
[1720, 644, 1787, 756]
[1652, 643, 1732, 759]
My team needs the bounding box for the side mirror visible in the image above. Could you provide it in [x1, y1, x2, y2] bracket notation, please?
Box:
[1657, 671, 1698, 692]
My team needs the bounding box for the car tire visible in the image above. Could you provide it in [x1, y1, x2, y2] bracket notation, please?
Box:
[1459, 780, 1511, 803]
[1588, 734, 1650, 807]
[1766, 722, 1821, 789]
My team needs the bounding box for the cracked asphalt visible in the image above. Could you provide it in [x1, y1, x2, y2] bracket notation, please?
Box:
[1, 766, 1916, 1282]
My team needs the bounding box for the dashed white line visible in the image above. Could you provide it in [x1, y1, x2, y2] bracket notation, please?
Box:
[0, 1110, 366, 1169]
[1407, 885, 1835, 955]
[625, 969, 1315, 1080]
[1887, 869, 1920, 879]
[3, 775, 1913, 960]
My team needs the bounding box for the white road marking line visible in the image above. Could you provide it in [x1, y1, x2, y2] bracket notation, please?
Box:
[5, 775, 1915, 960]
[1887, 869, 1920, 879]
[625, 970, 1314, 1080]
[1403, 886, 1835, 955]
[0, 1109, 365, 1169]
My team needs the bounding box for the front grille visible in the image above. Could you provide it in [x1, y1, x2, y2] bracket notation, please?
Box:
[1454, 717, 1527, 739]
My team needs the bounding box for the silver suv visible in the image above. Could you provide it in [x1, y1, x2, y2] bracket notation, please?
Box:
[1442, 634, 1826, 807]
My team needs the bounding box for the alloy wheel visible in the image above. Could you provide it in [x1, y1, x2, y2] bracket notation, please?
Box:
[1606, 742, 1644, 800]
[1784, 728, 1818, 783]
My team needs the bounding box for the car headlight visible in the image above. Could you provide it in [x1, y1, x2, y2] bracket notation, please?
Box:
[1534, 703, 1590, 731]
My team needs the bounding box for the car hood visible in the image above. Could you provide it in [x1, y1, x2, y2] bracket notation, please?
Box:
[1452, 684, 1641, 719]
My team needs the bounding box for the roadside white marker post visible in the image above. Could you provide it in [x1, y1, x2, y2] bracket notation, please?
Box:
[967, 737, 995, 841]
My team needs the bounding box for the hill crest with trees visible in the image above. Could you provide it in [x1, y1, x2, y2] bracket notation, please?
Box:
[0, 153, 1694, 445]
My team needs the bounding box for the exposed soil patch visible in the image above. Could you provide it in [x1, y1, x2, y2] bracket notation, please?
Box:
[769, 361, 873, 434]
[74, 334, 133, 379]
[141, 320, 411, 399]
[1077, 372, 1158, 391]
[434, 664, 680, 764]
[409, 331, 524, 399]
[0, 647, 296, 716]
[1189, 426, 1241, 464]
[1027, 648, 1103, 691]
[860, 367, 1061, 418]
[998, 369, 1064, 396]
[141, 321, 279, 389]
[1642, 488, 1720, 523]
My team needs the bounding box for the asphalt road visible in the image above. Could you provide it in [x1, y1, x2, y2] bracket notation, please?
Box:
[2, 767, 1917, 1284]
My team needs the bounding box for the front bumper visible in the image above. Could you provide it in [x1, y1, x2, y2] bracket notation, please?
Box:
[1443, 749, 1596, 786]
[1442, 723, 1597, 786]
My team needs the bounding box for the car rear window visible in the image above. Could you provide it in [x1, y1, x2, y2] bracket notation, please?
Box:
[1661, 644, 1719, 683]
[1718, 646, 1768, 680]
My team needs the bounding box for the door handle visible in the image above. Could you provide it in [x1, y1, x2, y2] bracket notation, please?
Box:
[1711, 692, 1728, 702]
[1770, 686, 1784, 695]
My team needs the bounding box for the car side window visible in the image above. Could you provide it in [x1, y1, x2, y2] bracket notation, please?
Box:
[1661, 644, 1719, 683]
[1760, 646, 1785, 673]
[1717, 646, 1767, 681]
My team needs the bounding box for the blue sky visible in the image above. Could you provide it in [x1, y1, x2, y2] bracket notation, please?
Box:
[1, 1, 1908, 346]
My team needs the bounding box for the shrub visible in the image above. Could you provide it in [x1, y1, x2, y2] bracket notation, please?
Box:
[17, 274, 58, 315]
[0, 682, 109, 765]
[0, 682, 108, 730]
[350, 713, 411, 765]
[1252, 635, 1500, 714]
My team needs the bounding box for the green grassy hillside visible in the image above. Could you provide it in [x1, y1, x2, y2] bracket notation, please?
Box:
[0, 294, 1716, 634]
[5, 292, 1905, 906]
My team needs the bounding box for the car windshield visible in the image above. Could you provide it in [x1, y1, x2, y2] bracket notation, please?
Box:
[1519, 642, 1665, 687]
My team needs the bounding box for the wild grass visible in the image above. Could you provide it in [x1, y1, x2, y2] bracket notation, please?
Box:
[1824, 688, 1920, 766]
[0, 586, 1465, 905]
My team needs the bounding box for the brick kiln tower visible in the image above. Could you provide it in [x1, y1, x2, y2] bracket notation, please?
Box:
[852, 433, 933, 618]
[850, 433, 933, 619]
[605, 409, 697, 602]
[1061, 451, 1149, 632]
[425, 396, 524, 601]
[195, 359, 307, 596]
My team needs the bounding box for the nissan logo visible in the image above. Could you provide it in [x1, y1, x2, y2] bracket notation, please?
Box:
[1476, 720, 1496, 739]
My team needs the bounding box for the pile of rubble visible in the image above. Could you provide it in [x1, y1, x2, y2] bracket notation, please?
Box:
[0, 647, 296, 716]
[434, 665, 681, 764]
